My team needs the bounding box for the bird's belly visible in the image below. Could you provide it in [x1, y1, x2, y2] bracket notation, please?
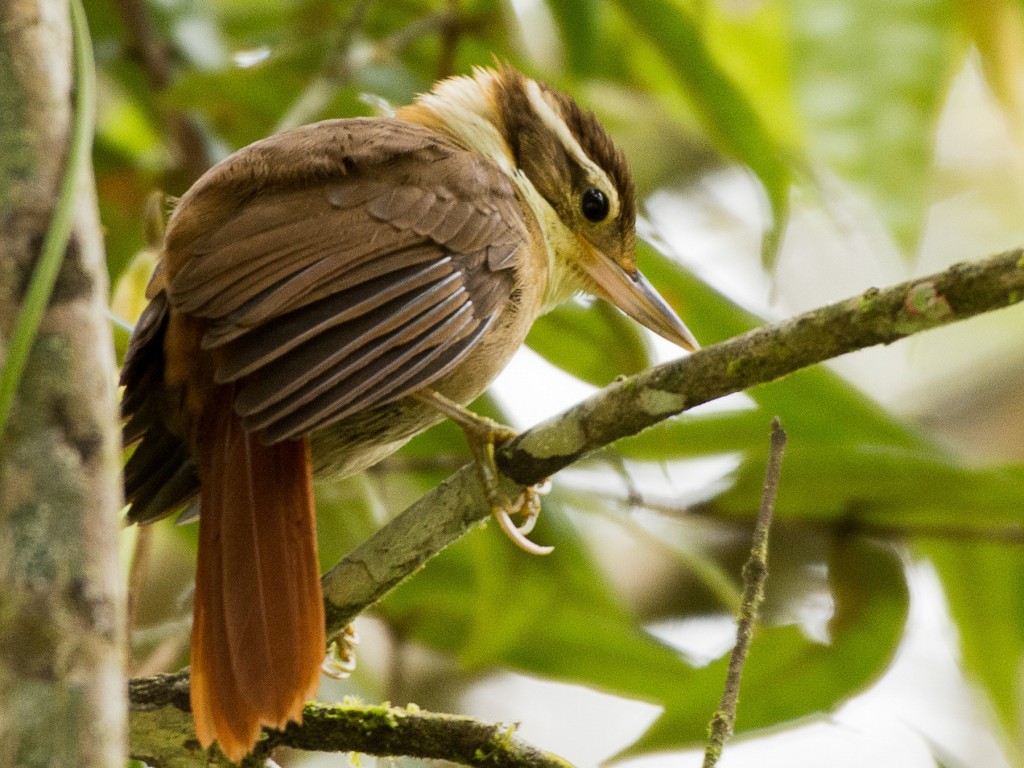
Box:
[309, 397, 443, 478]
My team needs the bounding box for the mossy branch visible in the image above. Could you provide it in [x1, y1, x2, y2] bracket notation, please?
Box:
[129, 247, 1024, 763]
[128, 674, 573, 768]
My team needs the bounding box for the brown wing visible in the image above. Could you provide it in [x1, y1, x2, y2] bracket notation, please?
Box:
[165, 118, 529, 444]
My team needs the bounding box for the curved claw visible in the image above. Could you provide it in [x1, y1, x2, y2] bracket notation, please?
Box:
[321, 626, 360, 679]
[515, 508, 538, 536]
[321, 649, 356, 679]
[513, 488, 540, 535]
[495, 507, 554, 555]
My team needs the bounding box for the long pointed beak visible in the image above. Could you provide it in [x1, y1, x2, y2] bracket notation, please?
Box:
[580, 248, 700, 352]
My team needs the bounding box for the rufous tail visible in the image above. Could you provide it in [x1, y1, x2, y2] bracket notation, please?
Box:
[190, 391, 325, 761]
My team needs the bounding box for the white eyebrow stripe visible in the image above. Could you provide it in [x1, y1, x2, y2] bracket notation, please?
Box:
[524, 79, 620, 218]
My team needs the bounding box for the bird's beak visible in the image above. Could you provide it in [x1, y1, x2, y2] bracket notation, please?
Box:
[580, 246, 700, 352]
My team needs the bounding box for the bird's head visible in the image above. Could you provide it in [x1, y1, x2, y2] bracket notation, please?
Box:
[399, 65, 699, 352]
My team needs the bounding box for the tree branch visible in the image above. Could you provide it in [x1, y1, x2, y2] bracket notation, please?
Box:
[129, 247, 1024, 761]
[110, 0, 213, 183]
[129, 674, 574, 768]
[320, 247, 1024, 634]
[2, 0, 125, 764]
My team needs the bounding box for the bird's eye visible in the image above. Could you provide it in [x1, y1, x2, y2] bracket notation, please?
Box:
[580, 187, 609, 222]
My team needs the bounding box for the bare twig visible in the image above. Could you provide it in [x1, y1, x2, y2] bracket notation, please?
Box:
[132, 628, 189, 679]
[437, 0, 463, 79]
[110, 0, 212, 181]
[276, 6, 472, 132]
[703, 418, 786, 768]
[272, 0, 376, 133]
[367, 454, 468, 475]
[627, 496, 1024, 545]
[125, 525, 153, 645]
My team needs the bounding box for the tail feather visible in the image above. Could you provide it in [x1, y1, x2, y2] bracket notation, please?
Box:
[122, 290, 200, 525]
[192, 390, 325, 761]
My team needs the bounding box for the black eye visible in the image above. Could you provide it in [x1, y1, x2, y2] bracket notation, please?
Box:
[580, 187, 609, 222]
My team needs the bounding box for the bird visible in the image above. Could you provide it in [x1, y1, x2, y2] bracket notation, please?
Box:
[120, 64, 698, 762]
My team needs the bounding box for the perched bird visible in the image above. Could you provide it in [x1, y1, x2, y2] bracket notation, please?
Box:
[120, 65, 698, 761]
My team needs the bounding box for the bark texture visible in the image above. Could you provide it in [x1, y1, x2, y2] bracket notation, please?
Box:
[0, 2, 125, 766]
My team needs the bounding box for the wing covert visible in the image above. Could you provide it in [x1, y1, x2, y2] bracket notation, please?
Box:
[165, 119, 530, 443]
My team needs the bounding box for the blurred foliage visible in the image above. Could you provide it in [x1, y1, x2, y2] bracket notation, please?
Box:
[92, 0, 1024, 764]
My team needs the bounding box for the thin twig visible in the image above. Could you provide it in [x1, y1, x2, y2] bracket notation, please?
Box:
[110, 0, 171, 86]
[126, 525, 153, 646]
[377, 10, 464, 57]
[110, 0, 212, 180]
[367, 454, 468, 475]
[436, 0, 463, 79]
[276, 6, 470, 132]
[703, 418, 786, 768]
[132, 630, 189, 679]
[272, 0, 376, 133]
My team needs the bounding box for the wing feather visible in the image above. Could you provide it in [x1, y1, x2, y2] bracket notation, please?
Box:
[255, 306, 484, 443]
[229, 273, 467, 415]
[207, 254, 455, 357]
[166, 118, 529, 442]
[239, 286, 471, 430]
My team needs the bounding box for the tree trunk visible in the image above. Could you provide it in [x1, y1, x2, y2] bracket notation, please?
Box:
[0, 1, 125, 766]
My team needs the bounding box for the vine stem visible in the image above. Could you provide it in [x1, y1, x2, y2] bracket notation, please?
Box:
[0, 0, 96, 441]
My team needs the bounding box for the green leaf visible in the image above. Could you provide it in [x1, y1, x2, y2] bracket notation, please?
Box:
[617, 539, 909, 757]
[380, 503, 909, 759]
[545, 0, 600, 74]
[314, 475, 393, 570]
[702, 1, 801, 150]
[924, 540, 1024, 755]
[526, 300, 653, 386]
[615, 409, 768, 461]
[613, 0, 792, 258]
[164, 60, 315, 147]
[961, 1, 1024, 161]
[379, 498, 695, 699]
[789, 0, 957, 252]
[715, 444, 1024, 529]
[637, 240, 928, 448]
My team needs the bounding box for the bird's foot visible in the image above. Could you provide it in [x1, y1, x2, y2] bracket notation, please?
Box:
[322, 624, 359, 679]
[492, 477, 553, 555]
[415, 389, 553, 555]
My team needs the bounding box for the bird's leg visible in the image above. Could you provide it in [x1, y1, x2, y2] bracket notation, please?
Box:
[414, 389, 553, 555]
